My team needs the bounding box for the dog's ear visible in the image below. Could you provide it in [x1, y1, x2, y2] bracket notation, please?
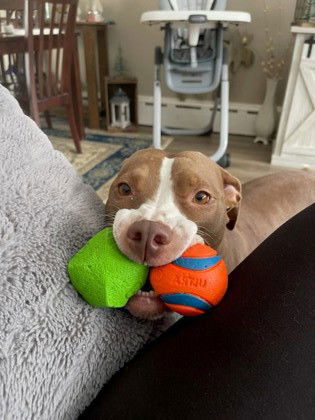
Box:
[220, 168, 242, 230]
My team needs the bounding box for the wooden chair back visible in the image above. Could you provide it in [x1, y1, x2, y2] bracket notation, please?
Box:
[0, 0, 25, 93]
[27, 0, 78, 101]
[0, 0, 82, 152]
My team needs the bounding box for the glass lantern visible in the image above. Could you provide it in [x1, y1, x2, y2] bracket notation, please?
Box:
[294, 0, 315, 26]
[110, 88, 131, 130]
[87, 0, 104, 23]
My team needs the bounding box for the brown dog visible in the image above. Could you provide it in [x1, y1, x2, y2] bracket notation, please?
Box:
[105, 149, 315, 318]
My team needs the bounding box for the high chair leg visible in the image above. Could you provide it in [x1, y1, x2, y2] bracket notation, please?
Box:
[210, 47, 229, 163]
[153, 64, 162, 149]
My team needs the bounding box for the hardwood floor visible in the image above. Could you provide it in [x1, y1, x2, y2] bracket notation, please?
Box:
[141, 127, 284, 184]
[50, 110, 284, 183]
[49, 113, 284, 184]
[168, 133, 283, 183]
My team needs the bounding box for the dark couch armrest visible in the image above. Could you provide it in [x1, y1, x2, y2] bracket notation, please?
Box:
[81, 205, 315, 420]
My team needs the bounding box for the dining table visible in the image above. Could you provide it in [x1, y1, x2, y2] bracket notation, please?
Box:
[0, 27, 85, 138]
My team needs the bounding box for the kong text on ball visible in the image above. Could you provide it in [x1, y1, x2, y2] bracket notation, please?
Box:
[150, 244, 228, 316]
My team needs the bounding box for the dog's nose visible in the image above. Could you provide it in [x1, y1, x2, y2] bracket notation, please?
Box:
[127, 220, 172, 263]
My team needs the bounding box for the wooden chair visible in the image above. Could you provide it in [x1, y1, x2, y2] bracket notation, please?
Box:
[0, 0, 26, 94]
[0, 1, 53, 129]
[26, 0, 81, 153]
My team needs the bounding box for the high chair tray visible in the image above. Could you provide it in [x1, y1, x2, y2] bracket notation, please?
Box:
[141, 10, 251, 25]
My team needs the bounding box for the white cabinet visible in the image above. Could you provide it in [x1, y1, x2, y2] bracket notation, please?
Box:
[272, 26, 315, 169]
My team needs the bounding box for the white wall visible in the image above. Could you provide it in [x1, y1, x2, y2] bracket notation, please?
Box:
[79, 0, 296, 104]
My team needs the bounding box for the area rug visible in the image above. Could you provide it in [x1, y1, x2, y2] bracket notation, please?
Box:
[45, 128, 173, 202]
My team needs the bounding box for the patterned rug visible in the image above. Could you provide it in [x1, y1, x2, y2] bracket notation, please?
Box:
[46, 128, 173, 202]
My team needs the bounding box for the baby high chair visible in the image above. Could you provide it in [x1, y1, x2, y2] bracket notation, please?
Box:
[141, 0, 250, 167]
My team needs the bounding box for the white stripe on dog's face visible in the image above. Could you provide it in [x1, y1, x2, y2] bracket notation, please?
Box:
[112, 157, 200, 266]
[145, 157, 191, 228]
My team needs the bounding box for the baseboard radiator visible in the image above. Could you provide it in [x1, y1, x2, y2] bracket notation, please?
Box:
[138, 95, 261, 137]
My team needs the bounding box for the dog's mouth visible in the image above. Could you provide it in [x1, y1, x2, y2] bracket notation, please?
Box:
[122, 233, 205, 320]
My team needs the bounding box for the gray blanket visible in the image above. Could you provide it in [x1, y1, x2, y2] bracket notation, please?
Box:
[0, 85, 164, 419]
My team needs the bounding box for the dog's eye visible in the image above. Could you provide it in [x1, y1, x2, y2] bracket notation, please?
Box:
[193, 191, 211, 204]
[118, 183, 132, 196]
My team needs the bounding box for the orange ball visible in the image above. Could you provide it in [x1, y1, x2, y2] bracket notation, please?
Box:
[150, 244, 228, 316]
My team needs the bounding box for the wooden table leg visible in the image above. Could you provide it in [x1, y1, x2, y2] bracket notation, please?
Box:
[71, 41, 85, 139]
[82, 26, 100, 129]
[97, 25, 109, 115]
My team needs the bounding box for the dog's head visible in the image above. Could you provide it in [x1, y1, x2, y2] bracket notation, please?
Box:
[105, 149, 241, 318]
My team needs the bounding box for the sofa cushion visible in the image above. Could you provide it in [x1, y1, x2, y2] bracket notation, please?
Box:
[0, 85, 163, 419]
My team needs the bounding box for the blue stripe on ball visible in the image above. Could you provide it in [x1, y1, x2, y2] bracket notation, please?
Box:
[161, 293, 212, 311]
[173, 255, 221, 271]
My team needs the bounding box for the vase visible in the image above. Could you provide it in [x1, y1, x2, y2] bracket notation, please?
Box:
[254, 78, 279, 145]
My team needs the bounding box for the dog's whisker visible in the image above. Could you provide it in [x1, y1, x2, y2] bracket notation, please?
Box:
[197, 224, 216, 238]
[106, 203, 121, 212]
[201, 231, 215, 243]
[105, 209, 119, 216]
[104, 211, 118, 222]
[198, 234, 213, 246]
[197, 226, 216, 245]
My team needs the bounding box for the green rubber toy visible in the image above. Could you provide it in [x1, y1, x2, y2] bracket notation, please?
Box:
[68, 227, 148, 307]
